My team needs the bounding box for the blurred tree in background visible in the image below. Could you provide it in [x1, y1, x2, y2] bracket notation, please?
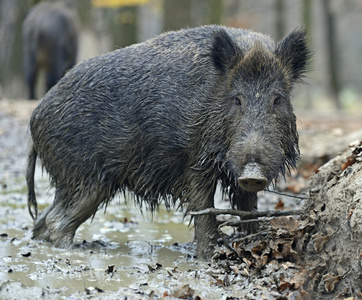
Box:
[275, 0, 285, 40]
[164, 0, 192, 31]
[321, 0, 341, 110]
[0, 0, 361, 112]
[0, 0, 33, 98]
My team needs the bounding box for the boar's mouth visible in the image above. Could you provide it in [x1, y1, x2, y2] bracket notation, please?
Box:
[237, 162, 268, 192]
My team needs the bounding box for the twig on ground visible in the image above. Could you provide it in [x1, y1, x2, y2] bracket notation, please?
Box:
[197, 208, 304, 256]
[217, 218, 273, 255]
[265, 189, 309, 200]
[190, 208, 305, 219]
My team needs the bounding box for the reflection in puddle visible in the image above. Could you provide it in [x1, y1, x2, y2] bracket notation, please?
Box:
[1, 194, 198, 297]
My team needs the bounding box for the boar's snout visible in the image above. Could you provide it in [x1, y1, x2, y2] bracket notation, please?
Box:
[238, 162, 268, 192]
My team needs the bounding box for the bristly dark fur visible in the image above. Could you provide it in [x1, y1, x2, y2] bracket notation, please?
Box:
[275, 27, 313, 84]
[27, 25, 311, 258]
[211, 29, 244, 73]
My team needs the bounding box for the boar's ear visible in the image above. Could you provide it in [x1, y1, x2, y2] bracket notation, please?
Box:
[275, 28, 312, 83]
[211, 29, 243, 73]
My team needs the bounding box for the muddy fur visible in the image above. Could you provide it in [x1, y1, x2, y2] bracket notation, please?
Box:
[27, 25, 311, 258]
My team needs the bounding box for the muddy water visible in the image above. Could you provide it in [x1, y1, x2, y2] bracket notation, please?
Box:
[1, 194, 196, 297]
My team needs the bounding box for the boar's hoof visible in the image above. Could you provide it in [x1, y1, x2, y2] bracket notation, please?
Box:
[238, 163, 268, 192]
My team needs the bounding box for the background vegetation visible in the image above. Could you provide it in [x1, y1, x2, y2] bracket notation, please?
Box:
[0, 0, 361, 111]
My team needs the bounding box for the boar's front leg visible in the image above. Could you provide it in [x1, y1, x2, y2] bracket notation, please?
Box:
[187, 178, 219, 259]
[232, 187, 258, 234]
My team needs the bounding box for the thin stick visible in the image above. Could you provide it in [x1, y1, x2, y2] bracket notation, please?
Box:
[266, 189, 309, 200]
[189, 208, 304, 219]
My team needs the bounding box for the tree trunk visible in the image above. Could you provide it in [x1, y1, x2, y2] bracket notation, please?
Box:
[275, 0, 285, 40]
[207, 0, 223, 25]
[321, 0, 342, 110]
[163, 0, 192, 31]
[302, 0, 313, 109]
[112, 6, 138, 48]
[0, 0, 31, 98]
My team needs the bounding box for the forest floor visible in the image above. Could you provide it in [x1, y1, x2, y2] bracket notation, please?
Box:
[0, 98, 361, 299]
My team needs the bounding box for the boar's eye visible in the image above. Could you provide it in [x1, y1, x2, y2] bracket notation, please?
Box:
[273, 96, 282, 108]
[234, 96, 242, 106]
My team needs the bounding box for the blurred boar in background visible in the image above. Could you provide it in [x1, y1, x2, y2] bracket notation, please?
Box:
[22, 1, 78, 100]
[27, 25, 311, 258]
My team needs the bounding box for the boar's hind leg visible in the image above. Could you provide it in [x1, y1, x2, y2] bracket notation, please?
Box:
[189, 182, 218, 259]
[32, 187, 106, 247]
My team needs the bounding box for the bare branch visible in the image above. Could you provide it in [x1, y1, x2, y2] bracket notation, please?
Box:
[265, 189, 309, 200]
[189, 208, 305, 219]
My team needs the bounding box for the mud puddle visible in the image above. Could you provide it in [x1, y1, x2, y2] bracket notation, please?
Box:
[1, 195, 197, 298]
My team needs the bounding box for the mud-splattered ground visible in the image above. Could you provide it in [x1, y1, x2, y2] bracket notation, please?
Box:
[0, 99, 361, 299]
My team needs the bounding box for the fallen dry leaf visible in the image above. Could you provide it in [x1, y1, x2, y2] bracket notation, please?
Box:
[342, 141, 362, 170]
[270, 216, 298, 232]
[349, 140, 362, 148]
[274, 200, 285, 210]
[229, 265, 239, 274]
[223, 273, 230, 287]
[281, 262, 297, 270]
[270, 239, 298, 261]
[149, 290, 155, 297]
[323, 273, 341, 293]
[277, 281, 295, 291]
[211, 278, 224, 287]
[147, 264, 156, 272]
[308, 258, 327, 271]
[312, 233, 331, 252]
[240, 268, 249, 277]
[242, 257, 253, 269]
[298, 216, 315, 230]
[342, 157, 356, 171]
[288, 289, 312, 300]
[290, 272, 306, 289]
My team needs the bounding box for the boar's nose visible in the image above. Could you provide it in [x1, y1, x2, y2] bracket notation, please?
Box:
[238, 163, 268, 192]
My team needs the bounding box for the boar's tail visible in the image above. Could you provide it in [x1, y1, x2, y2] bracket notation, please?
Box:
[27, 142, 38, 221]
